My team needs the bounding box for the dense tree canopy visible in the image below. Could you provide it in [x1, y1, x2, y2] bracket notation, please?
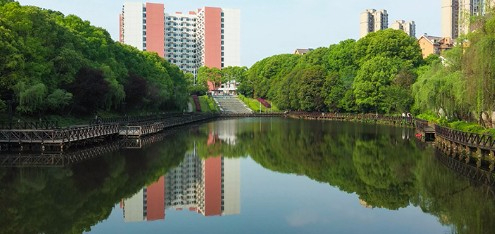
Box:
[0, 2, 188, 116]
[240, 29, 423, 114]
[412, 11, 495, 124]
[241, 12, 495, 121]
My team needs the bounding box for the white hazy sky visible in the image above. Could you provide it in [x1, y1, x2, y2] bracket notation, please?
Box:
[16, 0, 441, 67]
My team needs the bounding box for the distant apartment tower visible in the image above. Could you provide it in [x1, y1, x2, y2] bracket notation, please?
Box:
[119, 3, 240, 74]
[360, 9, 388, 38]
[390, 20, 416, 37]
[442, 0, 494, 39]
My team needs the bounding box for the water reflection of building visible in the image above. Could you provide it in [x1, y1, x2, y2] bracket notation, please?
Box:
[166, 150, 201, 211]
[121, 176, 165, 222]
[359, 199, 373, 209]
[215, 119, 238, 145]
[166, 146, 240, 216]
[121, 142, 240, 222]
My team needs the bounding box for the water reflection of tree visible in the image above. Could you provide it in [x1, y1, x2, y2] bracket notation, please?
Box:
[413, 150, 495, 234]
[0, 132, 189, 234]
[196, 119, 495, 233]
[3, 119, 494, 233]
[232, 119, 419, 209]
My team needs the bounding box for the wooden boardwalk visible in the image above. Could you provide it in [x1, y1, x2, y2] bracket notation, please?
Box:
[0, 113, 218, 151]
[435, 125, 495, 151]
[0, 124, 119, 144]
[119, 122, 165, 138]
[0, 125, 187, 167]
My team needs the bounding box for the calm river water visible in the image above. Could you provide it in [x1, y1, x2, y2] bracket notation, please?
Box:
[1, 118, 494, 234]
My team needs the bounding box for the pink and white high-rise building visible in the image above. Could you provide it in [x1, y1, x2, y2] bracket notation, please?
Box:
[120, 2, 240, 74]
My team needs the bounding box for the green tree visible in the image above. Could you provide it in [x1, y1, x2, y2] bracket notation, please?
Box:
[463, 15, 495, 124]
[297, 65, 327, 111]
[354, 29, 423, 67]
[323, 72, 346, 112]
[353, 56, 404, 113]
[327, 39, 358, 79]
[246, 54, 300, 99]
[221, 66, 247, 83]
[412, 60, 468, 119]
[15, 82, 47, 114]
[45, 89, 73, 113]
[197, 66, 222, 91]
[0, 2, 189, 116]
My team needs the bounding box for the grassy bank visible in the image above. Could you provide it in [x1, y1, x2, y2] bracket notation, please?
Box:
[198, 95, 219, 113]
[238, 95, 279, 113]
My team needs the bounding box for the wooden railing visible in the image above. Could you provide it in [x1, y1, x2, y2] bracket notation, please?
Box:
[0, 124, 120, 144]
[0, 128, 182, 167]
[435, 125, 495, 150]
[90, 113, 183, 125]
[0, 121, 59, 129]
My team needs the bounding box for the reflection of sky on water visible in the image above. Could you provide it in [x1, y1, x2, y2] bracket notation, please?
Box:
[89, 156, 449, 234]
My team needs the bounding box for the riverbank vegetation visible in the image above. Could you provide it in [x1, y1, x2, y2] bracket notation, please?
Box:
[0, 1, 188, 120]
[238, 30, 423, 114]
[238, 95, 279, 113]
[413, 12, 495, 127]
[2, 0, 495, 135]
[198, 95, 219, 113]
[233, 10, 495, 132]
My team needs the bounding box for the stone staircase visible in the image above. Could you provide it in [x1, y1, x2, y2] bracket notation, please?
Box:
[213, 96, 252, 114]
